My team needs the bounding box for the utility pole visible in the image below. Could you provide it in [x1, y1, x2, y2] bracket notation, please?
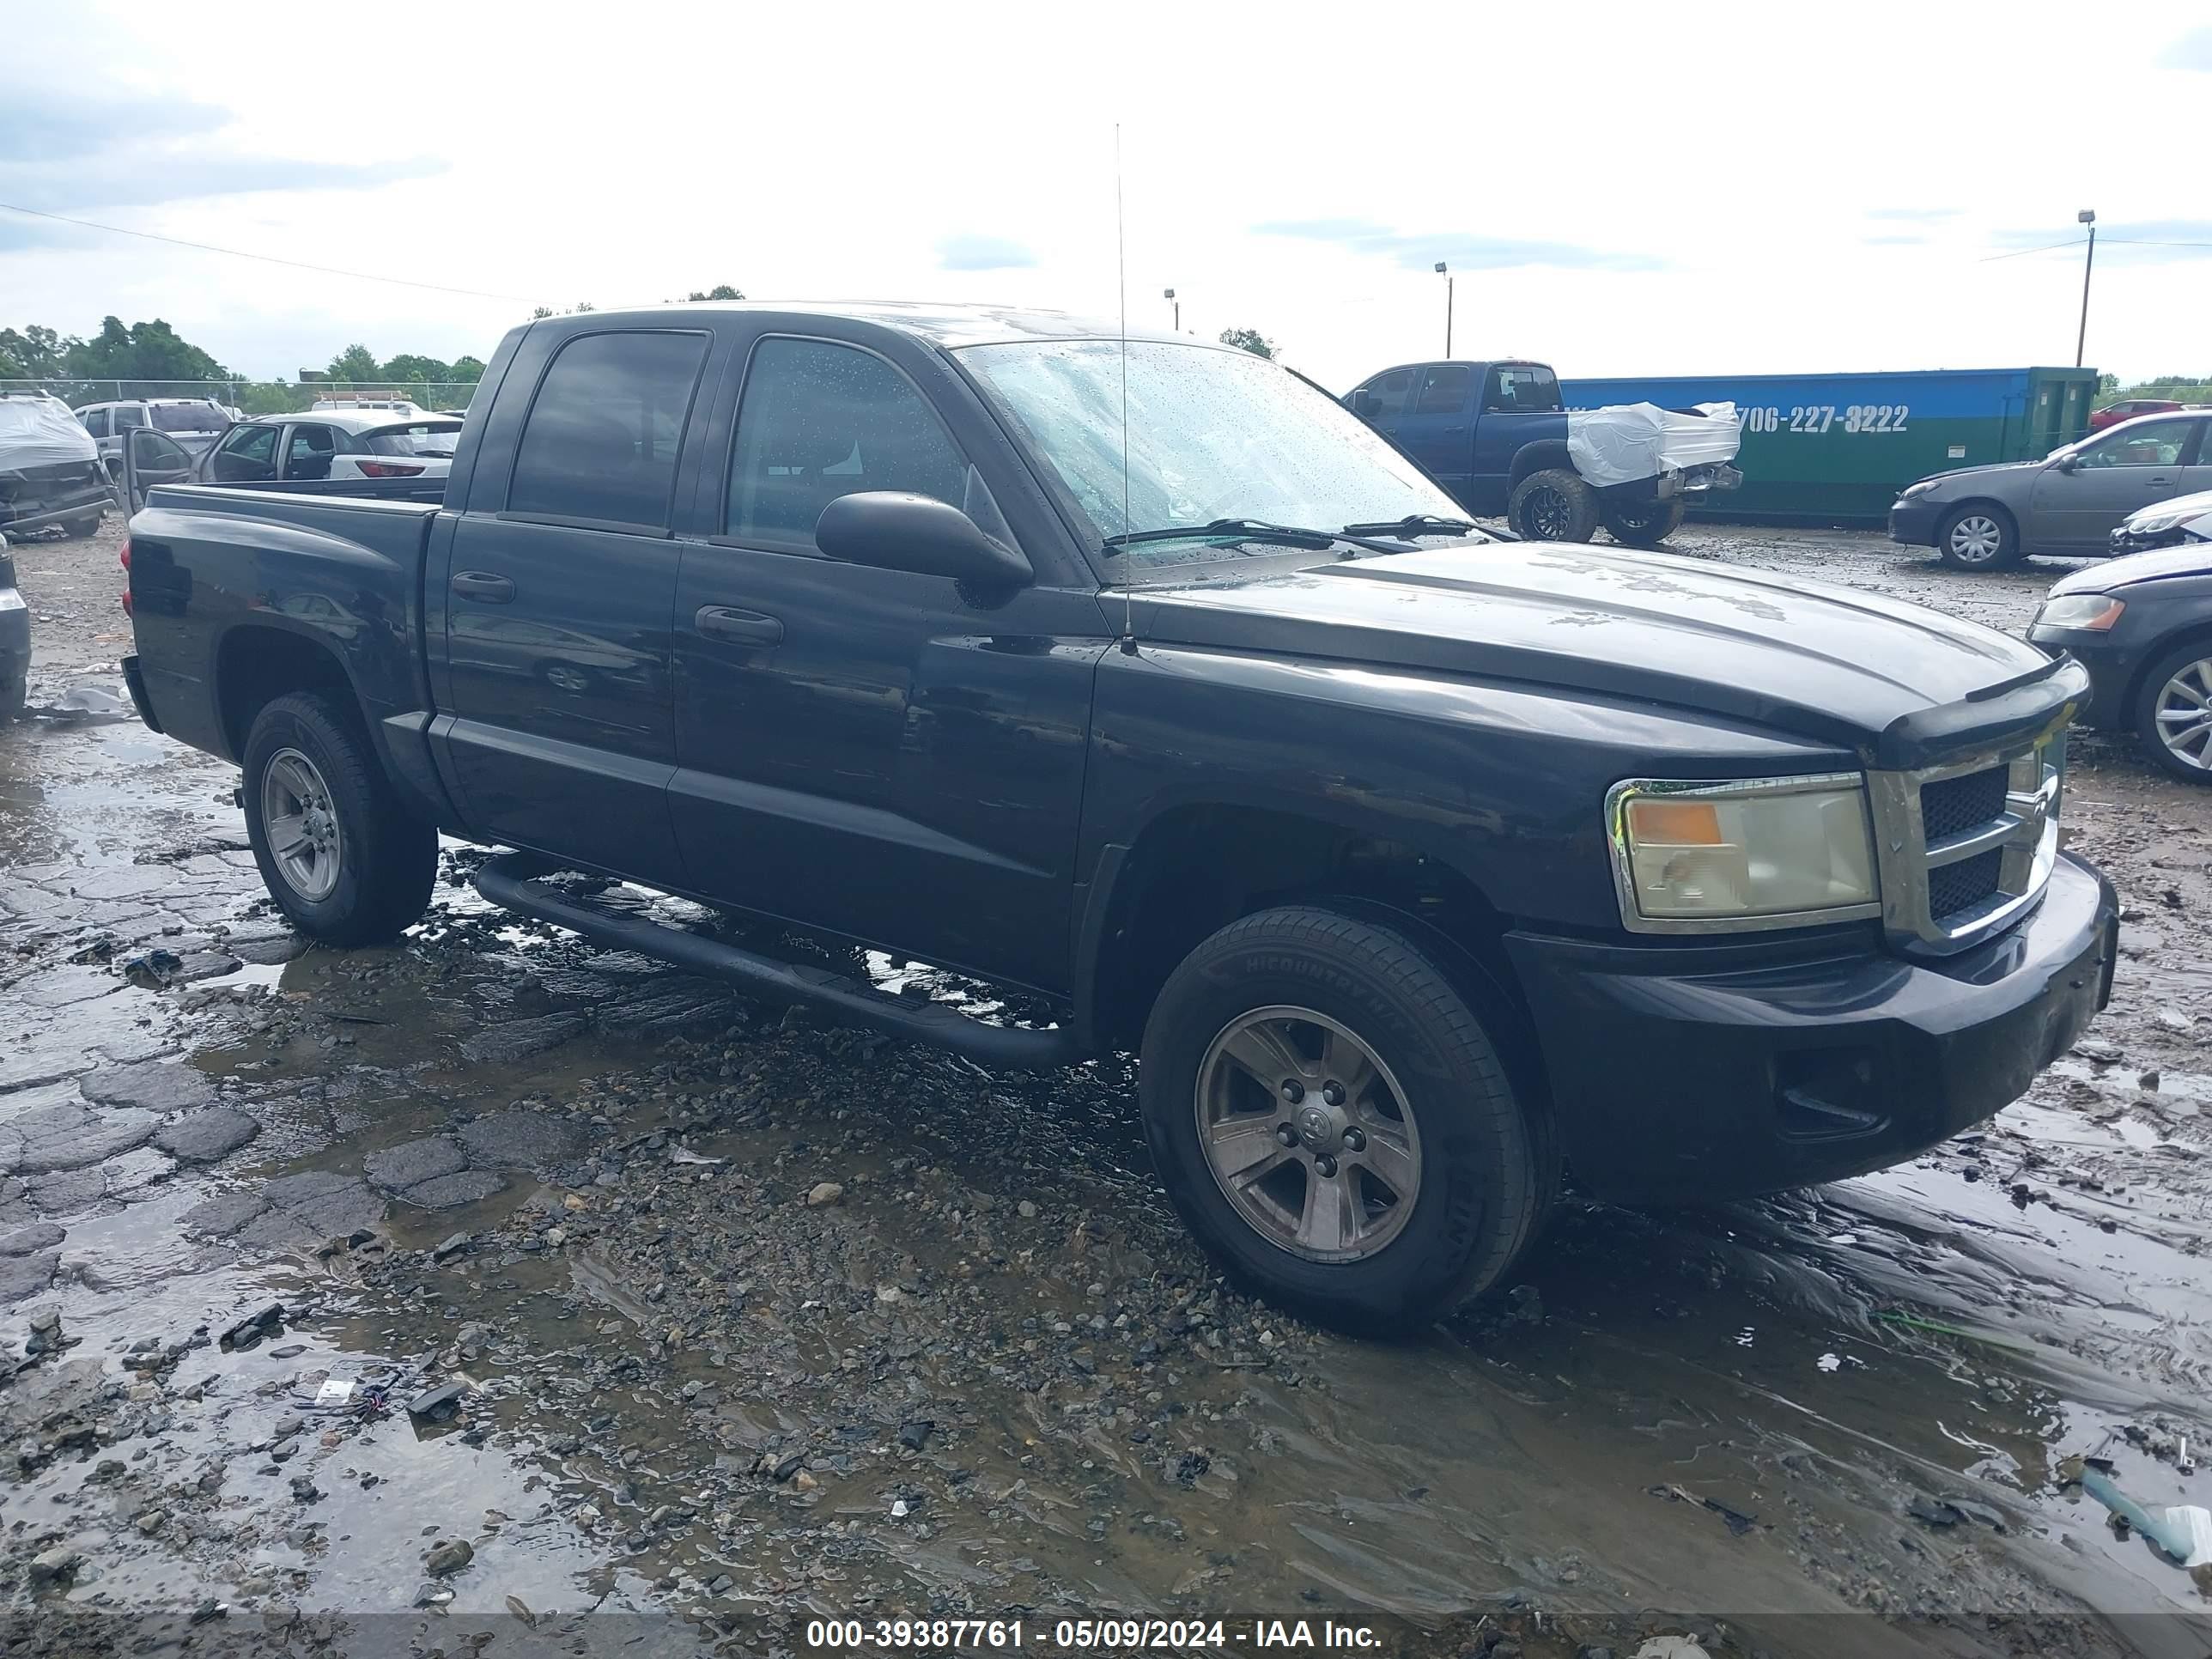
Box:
[2074, 210, 2096, 369]
[1163, 288, 1178, 331]
[1435, 262, 1453, 356]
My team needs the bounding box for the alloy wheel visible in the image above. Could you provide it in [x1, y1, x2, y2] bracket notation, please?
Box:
[262, 747, 343, 901]
[1193, 1006, 1422, 1262]
[2154, 657, 2212, 771]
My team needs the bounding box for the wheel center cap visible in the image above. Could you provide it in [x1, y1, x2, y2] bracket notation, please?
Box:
[1294, 1104, 1335, 1149]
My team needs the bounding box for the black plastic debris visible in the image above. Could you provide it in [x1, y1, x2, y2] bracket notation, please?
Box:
[220, 1304, 285, 1351]
[406, 1379, 474, 1422]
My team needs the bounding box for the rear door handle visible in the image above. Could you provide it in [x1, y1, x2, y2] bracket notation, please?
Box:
[452, 570, 514, 603]
[695, 605, 784, 646]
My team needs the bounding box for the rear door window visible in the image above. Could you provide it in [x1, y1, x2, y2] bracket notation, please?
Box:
[507, 331, 709, 530]
[1412, 366, 1474, 417]
[114, 405, 149, 431]
[283, 423, 343, 480]
[723, 337, 969, 549]
[210, 423, 279, 483]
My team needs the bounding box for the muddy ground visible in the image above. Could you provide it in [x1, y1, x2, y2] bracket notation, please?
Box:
[2, 516, 2209, 1657]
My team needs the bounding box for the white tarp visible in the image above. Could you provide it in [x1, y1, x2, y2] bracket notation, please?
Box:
[0, 396, 99, 470]
[1567, 401, 1742, 489]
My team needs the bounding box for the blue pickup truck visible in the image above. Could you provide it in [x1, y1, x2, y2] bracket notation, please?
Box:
[1344, 358, 1740, 545]
[114, 302, 2113, 1333]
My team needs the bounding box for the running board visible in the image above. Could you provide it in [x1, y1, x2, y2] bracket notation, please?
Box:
[472, 853, 1082, 1070]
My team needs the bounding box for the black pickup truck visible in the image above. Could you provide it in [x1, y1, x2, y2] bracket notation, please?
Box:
[118, 302, 2117, 1332]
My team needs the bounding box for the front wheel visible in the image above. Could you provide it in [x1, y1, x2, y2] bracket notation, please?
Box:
[2134, 638, 2212, 784]
[1602, 497, 1686, 548]
[241, 692, 438, 945]
[60, 513, 101, 541]
[1507, 468, 1599, 544]
[1936, 505, 2020, 570]
[1138, 906, 1553, 1334]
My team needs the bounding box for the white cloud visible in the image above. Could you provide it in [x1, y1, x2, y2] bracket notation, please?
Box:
[3, 0, 2209, 386]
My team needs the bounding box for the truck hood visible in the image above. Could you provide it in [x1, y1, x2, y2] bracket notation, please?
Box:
[1135, 541, 2075, 764]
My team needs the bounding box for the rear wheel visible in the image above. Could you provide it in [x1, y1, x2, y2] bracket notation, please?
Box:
[1138, 905, 1553, 1334]
[1507, 468, 1599, 544]
[2134, 639, 2212, 785]
[1936, 504, 2020, 570]
[0, 663, 24, 722]
[241, 692, 438, 945]
[60, 512, 100, 540]
[1602, 497, 1686, 547]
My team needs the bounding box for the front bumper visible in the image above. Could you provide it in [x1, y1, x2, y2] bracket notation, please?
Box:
[2109, 525, 2191, 556]
[1888, 497, 1942, 546]
[2025, 626, 2140, 728]
[1504, 853, 2117, 1205]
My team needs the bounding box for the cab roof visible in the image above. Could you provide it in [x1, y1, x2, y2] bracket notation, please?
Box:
[546, 301, 1216, 353]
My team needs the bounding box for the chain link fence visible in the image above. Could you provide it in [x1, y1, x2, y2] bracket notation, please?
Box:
[0, 379, 481, 416]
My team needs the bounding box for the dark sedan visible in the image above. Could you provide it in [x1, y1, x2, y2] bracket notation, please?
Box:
[2028, 543, 2212, 782]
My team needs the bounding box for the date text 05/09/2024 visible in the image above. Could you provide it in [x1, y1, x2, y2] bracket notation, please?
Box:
[803, 1617, 1387, 1650]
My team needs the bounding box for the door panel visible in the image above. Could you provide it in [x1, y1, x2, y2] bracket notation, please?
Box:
[1392, 365, 1476, 497]
[668, 331, 1104, 991]
[2027, 418, 2193, 549]
[437, 327, 712, 880]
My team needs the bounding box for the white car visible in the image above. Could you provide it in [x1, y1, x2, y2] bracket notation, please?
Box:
[2111, 487, 2212, 555]
[198, 411, 463, 486]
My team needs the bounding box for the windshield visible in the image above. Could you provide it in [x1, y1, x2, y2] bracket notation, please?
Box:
[365, 420, 464, 456]
[956, 339, 1465, 563]
[152, 404, 225, 433]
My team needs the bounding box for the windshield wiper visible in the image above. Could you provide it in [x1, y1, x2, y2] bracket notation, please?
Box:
[1101, 517, 1422, 558]
[1338, 514, 1480, 538]
[1103, 517, 1340, 554]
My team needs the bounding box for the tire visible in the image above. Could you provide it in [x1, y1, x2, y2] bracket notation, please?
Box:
[2132, 637, 2212, 785]
[1506, 468, 1599, 544]
[60, 513, 101, 541]
[240, 692, 438, 945]
[0, 663, 24, 723]
[1936, 504, 2020, 570]
[1601, 497, 1686, 548]
[1138, 905, 1553, 1335]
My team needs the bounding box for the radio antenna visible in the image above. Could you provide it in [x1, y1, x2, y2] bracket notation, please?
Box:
[1115, 123, 1134, 648]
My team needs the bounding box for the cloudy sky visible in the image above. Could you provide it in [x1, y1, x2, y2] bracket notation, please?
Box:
[4, 2, 2209, 392]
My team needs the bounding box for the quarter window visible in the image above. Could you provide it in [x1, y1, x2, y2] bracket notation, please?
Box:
[724, 338, 969, 547]
[508, 331, 709, 530]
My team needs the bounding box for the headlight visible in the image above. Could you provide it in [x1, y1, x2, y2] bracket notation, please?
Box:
[1899, 479, 1942, 501]
[1607, 774, 1878, 931]
[2122, 506, 2191, 536]
[2034, 593, 2124, 631]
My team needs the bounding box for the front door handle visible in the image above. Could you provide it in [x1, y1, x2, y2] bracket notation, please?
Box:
[452, 570, 515, 603]
[696, 605, 784, 646]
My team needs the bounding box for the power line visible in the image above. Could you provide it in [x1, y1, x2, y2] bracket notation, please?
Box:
[0, 200, 534, 303]
[2103, 237, 2212, 248]
[1978, 236, 2082, 263]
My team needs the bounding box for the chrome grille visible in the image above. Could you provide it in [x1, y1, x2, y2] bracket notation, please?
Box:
[1919, 766, 2008, 845]
[1867, 731, 2064, 953]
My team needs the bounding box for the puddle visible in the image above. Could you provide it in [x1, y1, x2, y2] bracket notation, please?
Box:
[5, 566, 2212, 1650]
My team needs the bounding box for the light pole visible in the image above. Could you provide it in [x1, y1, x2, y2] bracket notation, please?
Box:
[1163, 288, 1178, 332]
[1435, 262, 1453, 356]
[2074, 210, 2096, 369]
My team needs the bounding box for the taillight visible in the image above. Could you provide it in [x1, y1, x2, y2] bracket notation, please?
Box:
[119, 539, 131, 570]
[356, 460, 425, 478]
[119, 538, 131, 617]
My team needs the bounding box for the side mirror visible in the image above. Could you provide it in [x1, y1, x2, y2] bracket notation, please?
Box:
[2056, 453, 2081, 473]
[815, 492, 1033, 586]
